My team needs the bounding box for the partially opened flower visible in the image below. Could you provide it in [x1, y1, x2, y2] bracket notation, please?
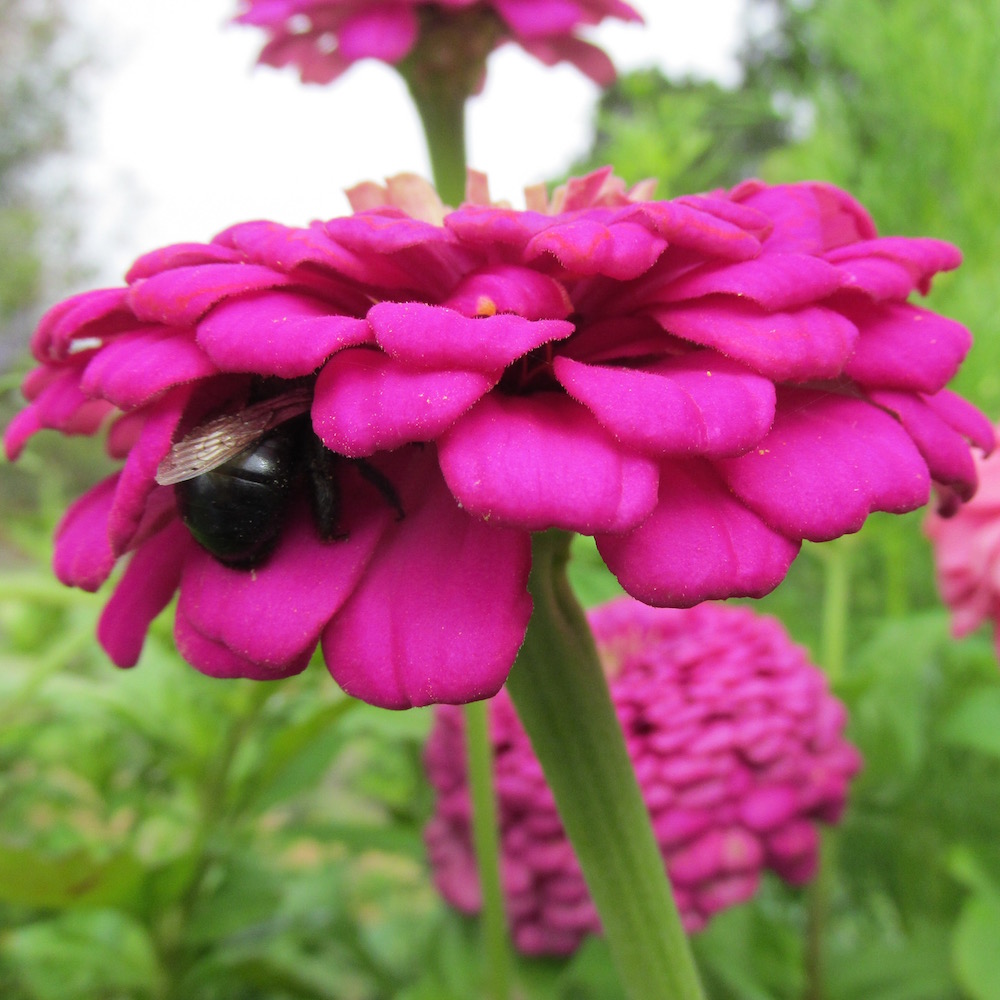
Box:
[4, 168, 990, 708]
[424, 598, 862, 952]
[233, 0, 642, 88]
[926, 424, 1000, 648]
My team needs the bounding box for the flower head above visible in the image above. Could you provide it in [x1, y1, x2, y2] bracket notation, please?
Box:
[926, 423, 1000, 648]
[233, 0, 642, 88]
[4, 169, 990, 709]
[424, 598, 862, 952]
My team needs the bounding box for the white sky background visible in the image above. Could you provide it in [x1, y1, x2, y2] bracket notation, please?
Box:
[73, 0, 746, 284]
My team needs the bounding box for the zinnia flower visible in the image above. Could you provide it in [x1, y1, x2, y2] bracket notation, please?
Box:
[926, 423, 1000, 648]
[424, 597, 862, 952]
[4, 169, 990, 708]
[233, 0, 642, 88]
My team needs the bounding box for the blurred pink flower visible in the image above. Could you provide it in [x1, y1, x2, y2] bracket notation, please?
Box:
[4, 169, 990, 708]
[425, 598, 862, 952]
[926, 424, 1000, 644]
[233, 0, 642, 87]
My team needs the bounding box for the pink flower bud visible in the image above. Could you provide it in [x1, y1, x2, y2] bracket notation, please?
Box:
[424, 598, 862, 954]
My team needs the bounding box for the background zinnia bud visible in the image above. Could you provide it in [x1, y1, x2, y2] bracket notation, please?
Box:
[424, 598, 862, 954]
[233, 0, 643, 88]
[926, 423, 1000, 648]
[3, 170, 990, 709]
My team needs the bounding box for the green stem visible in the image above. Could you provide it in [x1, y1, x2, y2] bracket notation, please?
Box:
[505, 531, 705, 1000]
[406, 80, 468, 206]
[805, 536, 854, 1000]
[464, 699, 512, 1000]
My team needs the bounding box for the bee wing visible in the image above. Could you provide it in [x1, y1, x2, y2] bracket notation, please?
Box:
[155, 388, 312, 485]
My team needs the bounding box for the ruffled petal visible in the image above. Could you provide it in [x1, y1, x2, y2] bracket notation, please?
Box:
[844, 302, 971, 393]
[3, 366, 112, 460]
[53, 476, 119, 591]
[337, 3, 418, 60]
[369, 301, 573, 372]
[80, 327, 220, 410]
[717, 388, 931, 541]
[554, 352, 775, 458]
[653, 253, 842, 311]
[98, 520, 190, 667]
[868, 388, 979, 501]
[197, 291, 371, 376]
[526, 217, 666, 280]
[312, 347, 494, 457]
[597, 459, 800, 606]
[107, 386, 192, 553]
[322, 455, 532, 709]
[127, 264, 297, 326]
[175, 460, 396, 674]
[651, 300, 858, 381]
[444, 265, 573, 320]
[439, 392, 660, 533]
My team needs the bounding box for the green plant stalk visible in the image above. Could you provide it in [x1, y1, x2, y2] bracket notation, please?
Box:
[409, 65, 513, 996]
[806, 536, 854, 1000]
[464, 698, 512, 1000]
[506, 530, 706, 1000]
[407, 81, 468, 207]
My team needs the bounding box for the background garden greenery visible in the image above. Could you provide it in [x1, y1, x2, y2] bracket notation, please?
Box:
[2, 0, 1000, 997]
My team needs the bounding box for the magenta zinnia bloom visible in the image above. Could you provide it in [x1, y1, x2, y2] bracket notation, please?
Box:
[4, 169, 990, 708]
[926, 423, 1000, 648]
[233, 0, 642, 87]
[424, 598, 862, 952]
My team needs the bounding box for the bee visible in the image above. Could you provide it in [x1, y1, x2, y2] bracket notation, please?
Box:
[155, 387, 402, 569]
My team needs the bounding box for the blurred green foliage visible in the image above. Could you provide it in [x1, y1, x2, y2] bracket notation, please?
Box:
[4, 0, 1000, 997]
[0, 0, 87, 360]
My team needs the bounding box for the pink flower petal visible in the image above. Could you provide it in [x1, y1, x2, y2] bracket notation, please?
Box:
[312, 347, 494, 457]
[717, 389, 931, 541]
[368, 301, 573, 371]
[554, 352, 775, 457]
[125, 242, 243, 281]
[98, 521, 191, 667]
[80, 327, 220, 409]
[652, 253, 842, 310]
[53, 476, 119, 591]
[444, 265, 573, 320]
[107, 387, 192, 553]
[868, 388, 979, 501]
[597, 459, 800, 606]
[827, 237, 960, 297]
[439, 392, 660, 533]
[30, 287, 131, 362]
[844, 301, 971, 393]
[175, 610, 314, 680]
[651, 299, 858, 381]
[732, 181, 877, 253]
[337, 4, 418, 60]
[526, 216, 666, 280]
[176, 475, 392, 673]
[127, 264, 297, 326]
[197, 291, 372, 375]
[3, 366, 112, 460]
[322, 456, 532, 708]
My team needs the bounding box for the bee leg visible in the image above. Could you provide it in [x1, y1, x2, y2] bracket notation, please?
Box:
[306, 435, 345, 541]
[355, 458, 405, 522]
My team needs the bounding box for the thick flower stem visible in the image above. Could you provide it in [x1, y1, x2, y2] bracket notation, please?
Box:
[406, 81, 468, 207]
[505, 530, 706, 1000]
[463, 699, 512, 1000]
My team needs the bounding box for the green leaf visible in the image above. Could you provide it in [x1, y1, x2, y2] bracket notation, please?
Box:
[0, 910, 163, 1000]
[940, 687, 1000, 759]
[953, 889, 1000, 1000]
[0, 844, 144, 909]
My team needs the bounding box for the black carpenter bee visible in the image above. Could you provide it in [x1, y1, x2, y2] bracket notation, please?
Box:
[155, 388, 402, 569]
